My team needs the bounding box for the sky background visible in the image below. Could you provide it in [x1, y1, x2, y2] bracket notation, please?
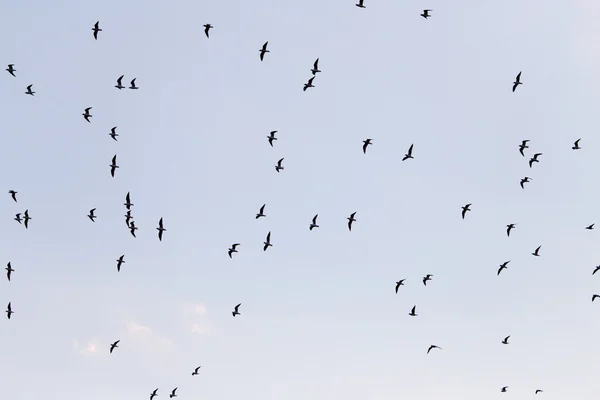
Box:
[1, 0, 600, 399]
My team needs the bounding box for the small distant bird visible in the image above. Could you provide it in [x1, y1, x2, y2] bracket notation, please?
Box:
[498, 261, 510, 276]
[356, 0, 366, 8]
[395, 279, 405, 293]
[115, 75, 125, 89]
[150, 389, 158, 400]
[124, 210, 133, 226]
[110, 155, 119, 177]
[129, 78, 139, 90]
[501, 386, 508, 392]
[6, 64, 16, 77]
[232, 303, 241, 317]
[506, 223, 516, 237]
[192, 366, 201, 375]
[532, 245, 541, 257]
[586, 223, 594, 230]
[259, 41, 269, 61]
[169, 388, 178, 398]
[347, 212, 357, 231]
[256, 204, 266, 219]
[203, 23, 213, 38]
[363, 139, 373, 154]
[423, 274, 433, 286]
[124, 192, 133, 209]
[129, 221, 138, 238]
[92, 21, 102, 40]
[512, 71, 522, 92]
[303, 76, 315, 91]
[275, 158, 285, 172]
[6, 262, 14, 282]
[9, 190, 17, 202]
[23, 209, 31, 229]
[309, 214, 319, 230]
[427, 344, 441, 354]
[83, 107, 92, 123]
[529, 153, 542, 168]
[573, 138, 581, 150]
[502, 335, 510, 344]
[109, 126, 119, 141]
[409, 305, 417, 316]
[228, 243, 240, 258]
[535, 390, 543, 394]
[593, 294, 600, 302]
[25, 84, 35, 96]
[592, 265, 600, 275]
[6, 302, 13, 319]
[88, 208, 97, 222]
[267, 131, 277, 147]
[461, 203, 471, 219]
[311, 58, 321, 75]
[14, 213, 22, 224]
[421, 9, 432, 19]
[156, 217, 166, 241]
[402, 144, 414, 161]
[116, 255, 125, 272]
[519, 140, 530, 156]
[109, 340, 120, 353]
[263, 231, 272, 251]
[520, 177, 531, 189]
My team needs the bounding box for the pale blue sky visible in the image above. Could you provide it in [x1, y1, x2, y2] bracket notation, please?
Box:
[2, 0, 600, 399]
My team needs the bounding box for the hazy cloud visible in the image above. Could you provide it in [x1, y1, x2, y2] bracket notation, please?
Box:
[72, 338, 101, 357]
[182, 301, 212, 335]
[126, 321, 174, 352]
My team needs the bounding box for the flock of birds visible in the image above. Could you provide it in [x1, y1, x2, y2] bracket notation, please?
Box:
[3, 3, 598, 398]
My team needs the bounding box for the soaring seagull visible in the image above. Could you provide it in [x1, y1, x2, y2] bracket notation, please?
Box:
[204, 24, 213, 38]
[156, 217, 166, 241]
[512, 71, 522, 92]
[92, 21, 102, 40]
[259, 41, 269, 61]
[232, 303, 242, 317]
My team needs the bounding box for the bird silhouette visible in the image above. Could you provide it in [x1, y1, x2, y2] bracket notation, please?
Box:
[228, 243, 240, 258]
[204, 24, 213, 38]
[192, 366, 201, 375]
[83, 107, 92, 123]
[267, 131, 278, 147]
[572, 138, 581, 150]
[115, 75, 125, 89]
[6, 262, 14, 282]
[109, 340, 119, 353]
[506, 223, 516, 237]
[532, 245, 541, 257]
[263, 232, 272, 251]
[232, 303, 241, 317]
[347, 212, 357, 231]
[116, 255, 125, 272]
[156, 218, 166, 241]
[256, 204, 266, 219]
[512, 71, 522, 92]
[402, 144, 414, 161]
[427, 344, 441, 354]
[259, 41, 269, 61]
[311, 58, 321, 75]
[498, 261, 510, 276]
[309, 214, 319, 230]
[6, 64, 16, 77]
[421, 9, 432, 19]
[87, 208, 97, 222]
[362, 139, 373, 154]
[395, 279, 405, 293]
[8, 190, 17, 202]
[461, 203, 471, 219]
[92, 21, 102, 40]
[502, 335, 510, 344]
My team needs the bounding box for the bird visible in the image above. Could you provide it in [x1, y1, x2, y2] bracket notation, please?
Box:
[6, 262, 14, 282]
[593, 294, 600, 302]
[124, 210, 133, 227]
[498, 261, 510, 276]
[309, 214, 319, 230]
[535, 390, 543, 394]
[232, 303, 241, 317]
[502, 335, 510, 344]
[395, 279, 405, 293]
[423, 274, 433, 286]
[311, 58, 321, 75]
[203, 23, 213, 38]
[228, 243, 240, 258]
[362, 139, 373, 154]
[115, 75, 125, 89]
[303, 76, 315, 91]
[6, 302, 13, 319]
[256, 204, 266, 219]
[263, 232, 272, 251]
[408, 305, 417, 316]
[108, 126, 119, 141]
[6, 64, 16, 77]
[427, 345, 441, 354]
[88, 208, 97, 222]
[14, 213, 22, 224]
[573, 138, 581, 150]
[506, 223, 516, 237]
[23, 209, 31, 229]
[518, 140, 530, 156]
[25, 84, 35, 96]
[124, 192, 134, 209]
[110, 155, 119, 177]
[267, 131, 277, 147]
[129, 221, 138, 238]
[129, 78, 139, 90]
[512, 71, 522, 92]
[83, 107, 92, 123]
[347, 212, 357, 231]
[116, 255, 125, 272]
[169, 388, 178, 398]
[150, 389, 158, 400]
[92, 21, 102, 40]
[109, 340, 120, 353]
[402, 144, 414, 161]
[520, 177, 531, 189]
[593, 265, 600, 275]
[461, 203, 471, 219]
[259, 41, 269, 61]
[275, 158, 285, 172]
[529, 153, 542, 168]
[532, 245, 541, 257]
[501, 386, 508, 392]
[356, 0, 366, 8]
[192, 366, 201, 375]
[586, 223, 594, 230]
[421, 9, 432, 19]
[156, 217, 166, 241]
[8, 190, 17, 202]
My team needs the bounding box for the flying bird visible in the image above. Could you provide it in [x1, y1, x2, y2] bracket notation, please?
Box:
[267, 131, 277, 147]
[25, 84, 35, 96]
[409, 305, 417, 316]
[311, 58, 321, 75]
[115, 75, 125, 89]
[192, 366, 201, 375]
[593, 294, 600, 302]
[8, 190, 17, 202]
[506, 223, 516, 237]
[129, 78, 139, 90]
[395, 279, 405, 293]
[309, 214, 319, 230]
[572, 138, 581, 150]
[92, 21, 102, 40]
[6, 262, 14, 282]
[6, 64, 16, 77]
[275, 158, 284, 172]
[518, 140, 530, 156]
[6, 302, 14, 319]
[23, 209, 31, 229]
[88, 208, 97, 222]
[498, 261, 510, 276]
[116, 255, 125, 272]
[232, 303, 242, 317]
[520, 177, 531, 189]
[402, 144, 414, 161]
[356, 0, 366, 8]
[110, 155, 119, 177]
[427, 345, 441, 354]
[303, 76, 315, 91]
[150, 389, 158, 400]
[169, 388, 178, 398]
[362, 139, 373, 154]
[14, 213, 22, 224]
[501, 386, 508, 392]
[156, 217, 166, 241]
[129, 221, 138, 238]
[124, 192, 133, 209]
[532, 245, 541, 257]
[124, 210, 133, 227]
[586, 223, 594, 230]
[347, 212, 357, 231]
[421, 9, 432, 19]
[535, 390, 543, 394]
[512, 71, 522, 92]
[529, 153, 542, 168]
[109, 127, 119, 141]
[423, 274, 433, 286]
[83, 107, 92, 123]
[228, 243, 240, 258]
[204, 23, 213, 38]
[461, 203, 471, 219]
[263, 231, 272, 251]
[256, 204, 266, 219]
[502, 335, 510, 344]
[109, 340, 120, 353]
[593, 265, 600, 275]
[259, 41, 269, 61]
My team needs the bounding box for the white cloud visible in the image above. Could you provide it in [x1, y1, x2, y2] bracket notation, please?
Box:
[191, 323, 211, 335]
[182, 301, 212, 335]
[72, 338, 101, 357]
[126, 321, 174, 352]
